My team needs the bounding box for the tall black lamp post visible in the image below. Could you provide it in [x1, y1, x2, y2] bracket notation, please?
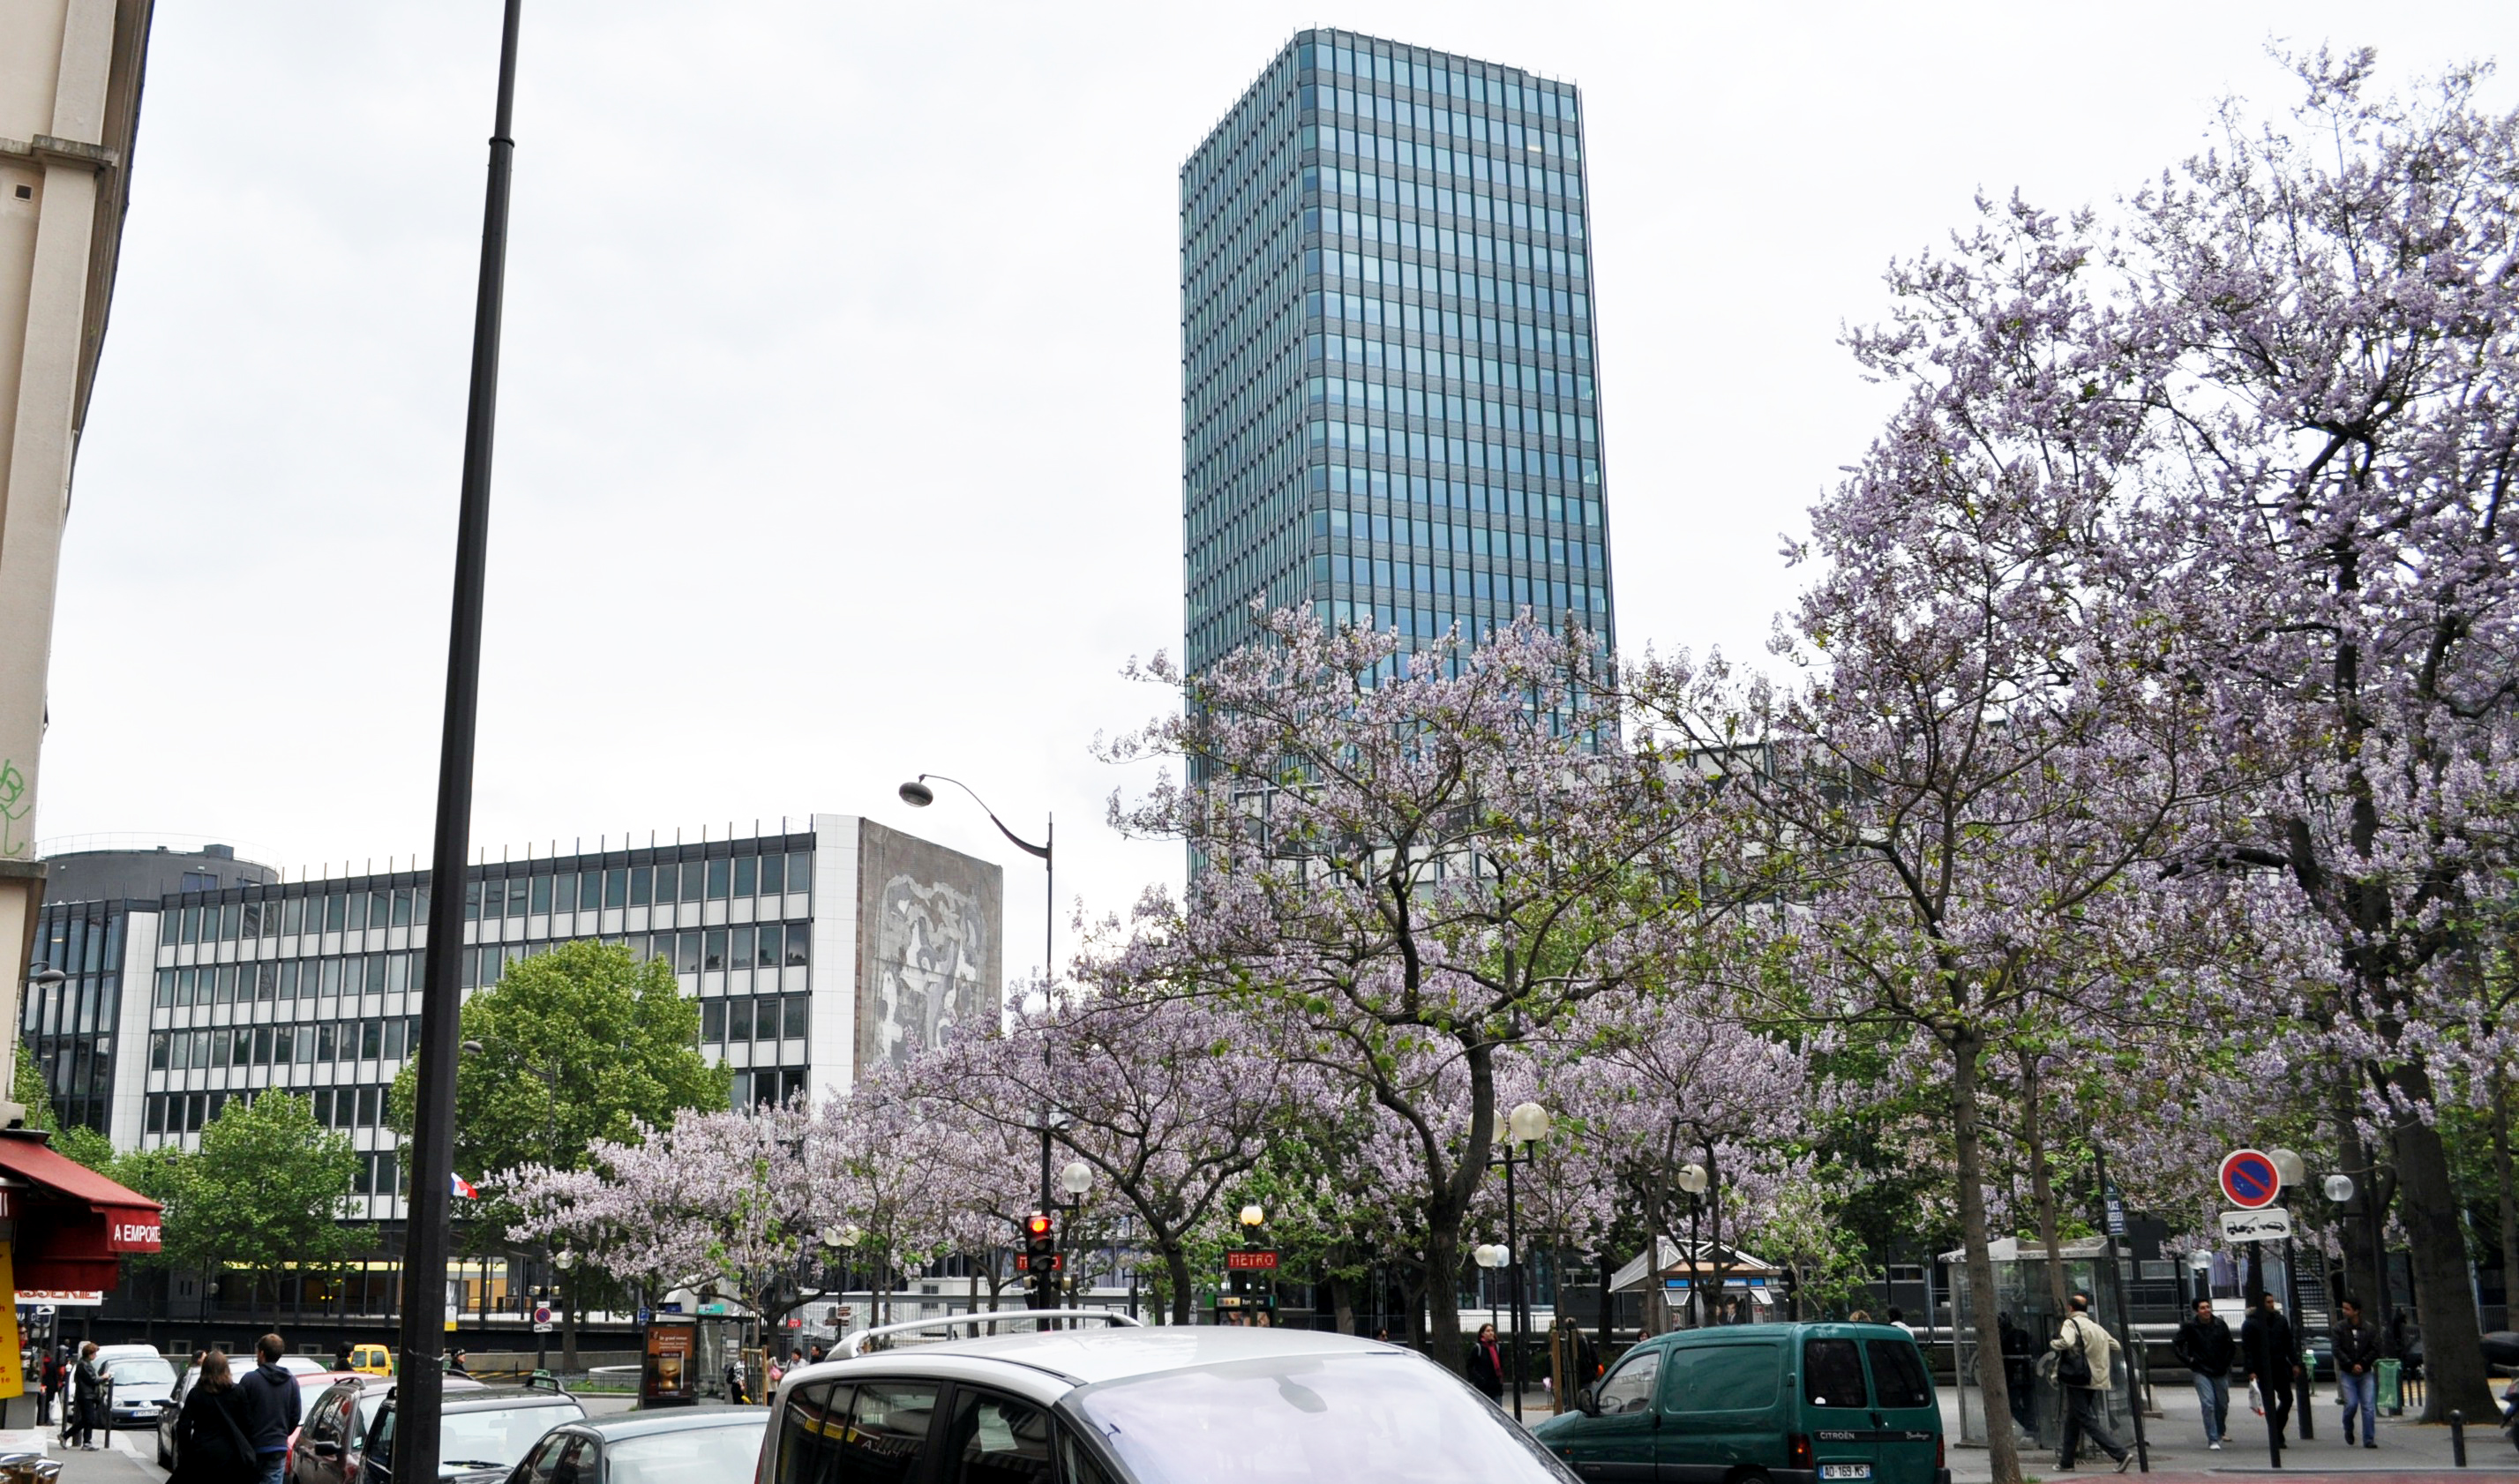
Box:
[1493, 1100, 1551, 1421]
[402, 5, 526, 1482]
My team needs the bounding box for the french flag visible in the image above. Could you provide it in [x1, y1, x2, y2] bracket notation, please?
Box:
[451, 1173, 481, 1200]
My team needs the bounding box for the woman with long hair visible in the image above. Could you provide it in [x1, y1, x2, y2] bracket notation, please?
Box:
[171, 1351, 260, 1484]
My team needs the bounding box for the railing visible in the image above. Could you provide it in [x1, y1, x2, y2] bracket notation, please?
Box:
[837, 1310, 1143, 1358]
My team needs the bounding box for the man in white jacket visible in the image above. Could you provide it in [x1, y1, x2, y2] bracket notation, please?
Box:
[2051, 1293, 2133, 1472]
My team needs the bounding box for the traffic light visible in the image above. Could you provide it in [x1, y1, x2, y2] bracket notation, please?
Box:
[1019, 1212, 1061, 1308]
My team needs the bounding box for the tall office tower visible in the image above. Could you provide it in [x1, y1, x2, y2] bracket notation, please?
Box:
[1181, 29, 1612, 675]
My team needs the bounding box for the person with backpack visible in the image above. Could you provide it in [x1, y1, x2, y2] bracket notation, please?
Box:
[2172, 1297, 2238, 1450]
[2050, 1293, 2133, 1472]
[171, 1351, 262, 1484]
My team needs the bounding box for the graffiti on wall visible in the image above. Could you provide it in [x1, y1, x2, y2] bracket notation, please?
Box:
[0, 760, 27, 858]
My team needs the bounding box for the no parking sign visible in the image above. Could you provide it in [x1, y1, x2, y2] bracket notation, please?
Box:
[2219, 1148, 2282, 1209]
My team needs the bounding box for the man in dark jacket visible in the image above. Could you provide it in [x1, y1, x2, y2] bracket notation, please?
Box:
[2240, 1293, 2301, 1444]
[233, 1333, 302, 1484]
[2173, 1299, 2238, 1450]
[2334, 1297, 2383, 1449]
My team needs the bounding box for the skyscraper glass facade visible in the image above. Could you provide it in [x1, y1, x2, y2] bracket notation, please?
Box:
[1181, 29, 1613, 674]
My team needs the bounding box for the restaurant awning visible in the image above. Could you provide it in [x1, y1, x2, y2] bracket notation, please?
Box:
[0, 1129, 161, 1291]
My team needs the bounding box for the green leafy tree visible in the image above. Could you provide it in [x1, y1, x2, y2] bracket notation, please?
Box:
[388, 940, 723, 1189]
[387, 940, 720, 1368]
[156, 1093, 359, 1323]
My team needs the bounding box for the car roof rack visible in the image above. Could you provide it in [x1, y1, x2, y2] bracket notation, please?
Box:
[838, 1310, 1143, 1359]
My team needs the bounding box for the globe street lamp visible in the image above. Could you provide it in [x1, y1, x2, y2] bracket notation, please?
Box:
[1474, 1242, 1509, 1360]
[1676, 1161, 1710, 1328]
[1495, 1100, 1551, 1419]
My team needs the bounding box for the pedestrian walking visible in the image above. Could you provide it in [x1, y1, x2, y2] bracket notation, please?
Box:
[1467, 1323, 1506, 1403]
[2240, 1293, 2301, 1443]
[2171, 1298, 2237, 1450]
[171, 1351, 262, 1484]
[2333, 1297, 2381, 1450]
[36, 1345, 62, 1426]
[725, 1358, 750, 1405]
[70, 1341, 104, 1450]
[1887, 1308, 1915, 1339]
[1998, 1314, 2037, 1434]
[2049, 1293, 2132, 1472]
[331, 1341, 354, 1373]
[235, 1334, 302, 1484]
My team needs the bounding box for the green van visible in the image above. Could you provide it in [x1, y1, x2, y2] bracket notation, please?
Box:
[1527, 1322, 1947, 1484]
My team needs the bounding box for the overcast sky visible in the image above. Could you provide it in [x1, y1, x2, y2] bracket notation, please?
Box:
[38, 1, 2514, 986]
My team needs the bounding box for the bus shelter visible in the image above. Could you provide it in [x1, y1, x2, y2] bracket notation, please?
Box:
[1943, 1236, 2138, 1451]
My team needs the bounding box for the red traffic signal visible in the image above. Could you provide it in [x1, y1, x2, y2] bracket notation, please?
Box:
[1025, 1213, 1053, 1239]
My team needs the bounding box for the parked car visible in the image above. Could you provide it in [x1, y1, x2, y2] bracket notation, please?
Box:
[502, 1409, 767, 1484]
[172, 1365, 394, 1474]
[94, 1347, 177, 1429]
[359, 1383, 587, 1484]
[761, 1317, 1575, 1484]
[349, 1345, 394, 1377]
[291, 1372, 488, 1484]
[1530, 1322, 1949, 1484]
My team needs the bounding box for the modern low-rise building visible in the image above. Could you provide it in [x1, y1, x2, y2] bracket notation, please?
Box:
[26, 813, 1002, 1227]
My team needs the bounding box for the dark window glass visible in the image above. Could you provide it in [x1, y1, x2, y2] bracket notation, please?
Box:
[629, 867, 652, 907]
[361, 1019, 382, 1058]
[604, 869, 627, 909]
[653, 863, 679, 903]
[774, 1383, 853, 1484]
[284, 897, 306, 934]
[761, 855, 785, 895]
[1865, 1339, 1933, 1409]
[347, 893, 367, 932]
[531, 876, 552, 915]
[253, 1027, 274, 1065]
[727, 999, 753, 1042]
[734, 857, 757, 897]
[1803, 1338, 1867, 1408]
[842, 1380, 938, 1482]
[706, 859, 731, 899]
[467, 882, 484, 921]
[553, 875, 577, 913]
[701, 1001, 724, 1042]
[704, 930, 726, 972]
[731, 927, 754, 970]
[358, 1087, 380, 1125]
[383, 1019, 407, 1061]
[788, 853, 812, 895]
[677, 933, 701, 976]
[243, 902, 263, 938]
[943, 1390, 1052, 1483]
[326, 895, 347, 932]
[318, 1023, 336, 1061]
[756, 925, 782, 968]
[785, 931, 810, 968]
[1669, 1345, 1782, 1412]
[785, 996, 809, 1039]
[506, 880, 529, 917]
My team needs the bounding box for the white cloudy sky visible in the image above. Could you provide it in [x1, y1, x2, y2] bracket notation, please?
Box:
[38, 1, 2514, 985]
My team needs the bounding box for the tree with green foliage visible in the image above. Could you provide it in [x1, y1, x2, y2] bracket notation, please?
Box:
[388, 940, 721, 1367]
[151, 1092, 359, 1323]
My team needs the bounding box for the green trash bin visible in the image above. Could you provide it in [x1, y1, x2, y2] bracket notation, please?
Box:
[2375, 1357, 2401, 1414]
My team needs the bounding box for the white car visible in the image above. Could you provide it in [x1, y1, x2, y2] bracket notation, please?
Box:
[757, 1315, 1578, 1483]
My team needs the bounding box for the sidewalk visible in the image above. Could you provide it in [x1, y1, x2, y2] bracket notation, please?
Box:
[25, 1427, 164, 1484]
[1940, 1382, 2517, 1484]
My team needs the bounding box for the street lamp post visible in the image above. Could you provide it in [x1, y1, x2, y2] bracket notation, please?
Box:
[404, 5, 528, 1479]
[898, 775, 1052, 1010]
[1494, 1101, 1551, 1420]
[1677, 1162, 1710, 1328]
[1475, 1243, 1507, 1368]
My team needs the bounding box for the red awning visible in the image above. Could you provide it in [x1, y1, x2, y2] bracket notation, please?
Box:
[0, 1130, 161, 1291]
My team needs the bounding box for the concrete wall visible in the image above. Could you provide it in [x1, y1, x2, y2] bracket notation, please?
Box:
[851, 820, 1002, 1075]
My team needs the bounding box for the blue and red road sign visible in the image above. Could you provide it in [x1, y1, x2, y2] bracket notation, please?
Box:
[2220, 1148, 2281, 1209]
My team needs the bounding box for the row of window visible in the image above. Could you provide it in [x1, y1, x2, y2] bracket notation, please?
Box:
[1313, 389, 1597, 448]
[1321, 511, 1606, 570]
[35, 909, 121, 977]
[702, 994, 808, 1045]
[1319, 467, 1602, 528]
[161, 849, 815, 947]
[24, 973, 117, 1038]
[1316, 165, 1585, 241]
[1320, 211, 1585, 281]
[1298, 34, 1579, 126]
[1314, 359, 1591, 411]
[1321, 562, 1606, 616]
[150, 1015, 420, 1072]
[1312, 124, 1581, 206]
[1311, 84, 1578, 162]
[1315, 599, 1606, 649]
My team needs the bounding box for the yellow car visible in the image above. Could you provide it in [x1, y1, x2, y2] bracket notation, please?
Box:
[349, 1344, 392, 1377]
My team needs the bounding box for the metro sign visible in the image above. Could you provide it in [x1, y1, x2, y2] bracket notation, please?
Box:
[1224, 1249, 1279, 1271]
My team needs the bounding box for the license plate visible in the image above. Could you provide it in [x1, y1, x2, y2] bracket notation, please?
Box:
[1821, 1467, 1872, 1480]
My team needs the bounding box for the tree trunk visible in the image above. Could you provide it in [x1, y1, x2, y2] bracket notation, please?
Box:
[2494, 1078, 2518, 1329]
[2329, 1074, 2378, 1311]
[2386, 1062, 2496, 1419]
[1162, 1240, 1195, 1326]
[1329, 1273, 1357, 1335]
[2021, 1053, 2070, 1317]
[1426, 1225, 1467, 1373]
[560, 1268, 580, 1372]
[1952, 1028, 2024, 1484]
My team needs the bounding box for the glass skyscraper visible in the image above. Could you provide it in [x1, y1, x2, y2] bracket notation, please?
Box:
[1181, 29, 1613, 674]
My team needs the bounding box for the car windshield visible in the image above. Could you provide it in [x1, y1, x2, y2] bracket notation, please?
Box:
[439, 1405, 580, 1472]
[1068, 1352, 1577, 1484]
[606, 1419, 768, 1484]
[109, 1360, 176, 1386]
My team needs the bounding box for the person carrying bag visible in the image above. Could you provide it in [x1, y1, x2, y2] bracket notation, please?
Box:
[172, 1351, 262, 1484]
